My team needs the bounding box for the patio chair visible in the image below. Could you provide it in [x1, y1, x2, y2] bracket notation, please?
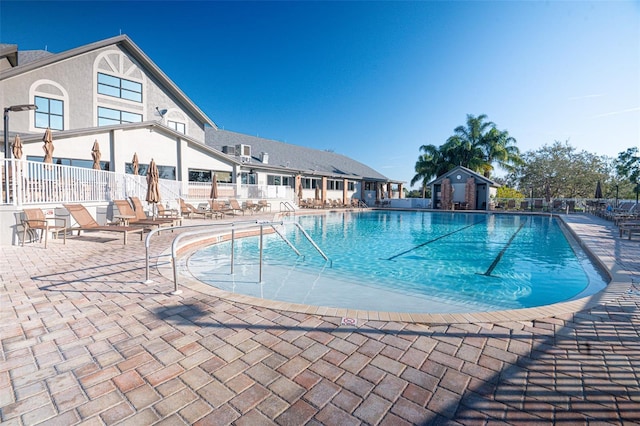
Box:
[21, 208, 67, 249]
[157, 203, 181, 220]
[114, 199, 176, 230]
[129, 197, 182, 227]
[619, 220, 640, 238]
[228, 198, 248, 215]
[179, 198, 213, 219]
[257, 200, 272, 212]
[209, 200, 231, 218]
[63, 204, 144, 245]
[244, 200, 260, 215]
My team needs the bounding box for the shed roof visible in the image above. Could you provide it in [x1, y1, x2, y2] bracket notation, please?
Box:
[428, 165, 500, 187]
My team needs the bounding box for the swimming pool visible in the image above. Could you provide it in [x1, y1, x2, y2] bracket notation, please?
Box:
[187, 211, 608, 313]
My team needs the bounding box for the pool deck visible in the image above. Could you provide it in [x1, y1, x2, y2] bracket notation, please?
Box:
[1, 212, 639, 424]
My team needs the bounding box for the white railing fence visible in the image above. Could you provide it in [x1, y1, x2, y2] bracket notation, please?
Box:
[0, 158, 182, 206]
[2, 158, 288, 207]
[185, 181, 295, 201]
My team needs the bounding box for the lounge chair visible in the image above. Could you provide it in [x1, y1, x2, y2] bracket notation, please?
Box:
[63, 204, 144, 245]
[21, 208, 67, 248]
[129, 197, 182, 227]
[157, 203, 181, 220]
[179, 198, 213, 219]
[228, 198, 248, 215]
[257, 200, 271, 212]
[244, 200, 260, 214]
[114, 200, 176, 230]
[208, 200, 231, 218]
[619, 220, 640, 238]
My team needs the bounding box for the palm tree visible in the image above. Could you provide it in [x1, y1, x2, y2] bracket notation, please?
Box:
[411, 144, 446, 197]
[442, 114, 522, 178]
[480, 127, 523, 177]
[411, 114, 522, 194]
[443, 114, 495, 172]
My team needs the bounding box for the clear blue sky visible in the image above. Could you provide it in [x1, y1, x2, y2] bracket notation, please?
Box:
[2, 1, 639, 188]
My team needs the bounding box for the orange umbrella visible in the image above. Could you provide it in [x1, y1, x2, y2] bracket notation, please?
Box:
[12, 135, 23, 160]
[146, 158, 161, 218]
[42, 128, 54, 164]
[210, 173, 218, 199]
[132, 152, 139, 175]
[91, 140, 101, 170]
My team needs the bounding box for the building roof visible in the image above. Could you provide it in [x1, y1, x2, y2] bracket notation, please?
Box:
[0, 35, 216, 129]
[428, 165, 500, 187]
[205, 128, 389, 181]
[18, 49, 54, 65]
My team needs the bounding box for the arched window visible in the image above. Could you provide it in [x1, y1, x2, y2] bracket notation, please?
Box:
[93, 50, 145, 126]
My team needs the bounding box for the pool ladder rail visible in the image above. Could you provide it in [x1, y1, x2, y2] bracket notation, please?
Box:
[279, 201, 296, 216]
[142, 219, 330, 295]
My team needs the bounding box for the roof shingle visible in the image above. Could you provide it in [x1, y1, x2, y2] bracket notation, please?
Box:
[205, 128, 388, 180]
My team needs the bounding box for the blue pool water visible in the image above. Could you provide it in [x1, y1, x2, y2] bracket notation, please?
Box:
[187, 211, 608, 313]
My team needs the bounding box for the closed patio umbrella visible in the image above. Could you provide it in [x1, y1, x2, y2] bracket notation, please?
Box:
[210, 173, 218, 199]
[132, 152, 139, 175]
[595, 180, 603, 199]
[297, 180, 303, 202]
[146, 158, 160, 218]
[91, 140, 101, 170]
[12, 135, 22, 160]
[42, 127, 54, 164]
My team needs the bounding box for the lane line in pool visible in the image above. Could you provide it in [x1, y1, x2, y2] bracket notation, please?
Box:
[479, 221, 526, 277]
[385, 218, 487, 261]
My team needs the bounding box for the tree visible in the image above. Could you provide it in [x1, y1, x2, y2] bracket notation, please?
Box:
[443, 114, 493, 172]
[439, 114, 522, 178]
[481, 127, 523, 177]
[411, 114, 522, 191]
[616, 147, 640, 201]
[510, 140, 610, 198]
[411, 144, 447, 197]
[496, 186, 525, 199]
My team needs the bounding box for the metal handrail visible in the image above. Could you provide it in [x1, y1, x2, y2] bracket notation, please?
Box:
[143, 219, 330, 294]
[279, 201, 296, 216]
[143, 219, 260, 283]
[291, 222, 330, 262]
[355, 200, 368, 210]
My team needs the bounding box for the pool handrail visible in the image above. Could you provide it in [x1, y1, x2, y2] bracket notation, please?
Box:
[144, 219, 264, 283]
[291, 222, 329, 262]
[143, 219, 331, 294]
[279, 201, 296, 216]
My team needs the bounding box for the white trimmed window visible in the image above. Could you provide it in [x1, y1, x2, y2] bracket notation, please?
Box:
[97, 106, 142, 126]
[34, 96, 64, 130]
[167, 120, 186, 134]
[97, 72, 142, 102]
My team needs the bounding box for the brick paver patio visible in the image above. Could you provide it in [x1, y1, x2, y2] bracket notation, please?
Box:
[1, 212, 639, 425]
